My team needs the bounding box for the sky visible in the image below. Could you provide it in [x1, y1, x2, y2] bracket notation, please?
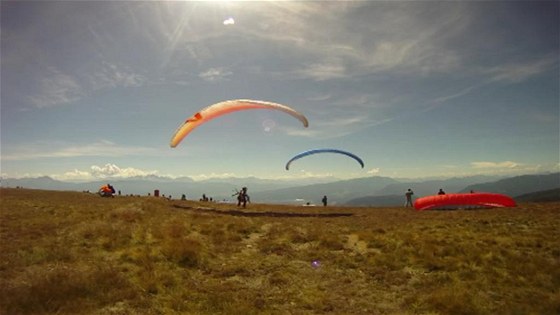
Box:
[1, 1, 559, 182]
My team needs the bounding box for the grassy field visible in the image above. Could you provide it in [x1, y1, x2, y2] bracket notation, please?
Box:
[1, 188, 558, 315]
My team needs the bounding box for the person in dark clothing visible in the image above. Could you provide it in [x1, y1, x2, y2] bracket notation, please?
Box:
[322, 195, 328, 207]
[99, 184, 115, 197]
[405, 189, 414, 207]
[438, 188, 446, 195]
[235, 187, 250, 208]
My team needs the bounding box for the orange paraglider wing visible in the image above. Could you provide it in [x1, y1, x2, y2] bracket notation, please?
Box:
[414, 193, 516, 211]
[170, 99, 308, 148]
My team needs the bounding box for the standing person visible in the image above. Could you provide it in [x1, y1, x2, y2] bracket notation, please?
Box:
[235, 187, 250, 208]
[108, 184, 115, 194]
[405, 189, 414, 207]
[322, 195, 328, 207]
[438, 188, 446, 195]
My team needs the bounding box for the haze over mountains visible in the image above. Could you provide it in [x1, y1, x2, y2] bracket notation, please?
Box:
[345, 173, 560, 206]
[3, 173, 558, 206]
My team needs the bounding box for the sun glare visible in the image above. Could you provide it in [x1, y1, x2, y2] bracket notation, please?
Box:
[223, 17, 235, 25]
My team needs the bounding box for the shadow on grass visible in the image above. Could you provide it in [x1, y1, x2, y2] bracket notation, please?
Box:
[172, 204, 353, 218]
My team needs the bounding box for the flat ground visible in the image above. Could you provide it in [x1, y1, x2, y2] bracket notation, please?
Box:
[1, 188, 559, 314]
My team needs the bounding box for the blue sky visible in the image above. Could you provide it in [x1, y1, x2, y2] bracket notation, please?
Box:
[1, 1, 559, 182]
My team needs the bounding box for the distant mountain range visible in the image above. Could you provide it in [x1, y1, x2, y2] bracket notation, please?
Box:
[515, 188, 560, 203]
[460, 173, 560, 197]
[254, 176, 400, 204]
[0, 175, 335, 202]
[345, 195, 405, 207]
[2, 173, 558, 206]
[345, 173, 559, 206]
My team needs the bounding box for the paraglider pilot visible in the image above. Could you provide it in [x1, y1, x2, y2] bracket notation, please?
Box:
[438, 188, 446, 195]
[234, 187, 250, 208]
[99, 184, 116, 197]
[405, 189, 414, 207]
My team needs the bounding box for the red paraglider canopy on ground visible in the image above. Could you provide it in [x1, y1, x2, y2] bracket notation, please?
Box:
[414, 193, 516, 211]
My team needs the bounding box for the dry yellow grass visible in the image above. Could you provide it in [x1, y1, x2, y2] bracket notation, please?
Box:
[1, 188, 559, 314]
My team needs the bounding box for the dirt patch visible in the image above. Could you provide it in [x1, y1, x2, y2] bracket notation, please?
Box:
[173, 204, 353, 218]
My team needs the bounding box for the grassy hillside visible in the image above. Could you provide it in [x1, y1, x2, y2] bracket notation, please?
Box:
[1, 188, 559, 314]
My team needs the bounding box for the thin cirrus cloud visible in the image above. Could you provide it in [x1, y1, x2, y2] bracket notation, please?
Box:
[16, 2, 555, 111]
[1, 1, 557, 182]
[471, 161, 520, 169]
[468, 161, 554, 177]
[216, 3, 464, 81]
[282, 116, 378, 140]
[86, 62, 147, 90]
[294, 62, 348, 81]
[2, 141, 159, 161]
[482, 56, 558, 83]
[198, 67, 233, 82]
[26, 63, 147, 108]
[299, 6, 463, 78]
[422, 56, 557, 113]
[28, 67, 86, 108]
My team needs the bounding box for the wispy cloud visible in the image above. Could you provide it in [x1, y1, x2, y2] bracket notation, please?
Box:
[28, 67, 86, 108]
[26, 63, 147, 108]
[306, 93, 332, 102]
[424, 55, 557, 111]
[86, 62, 147, 90]
[280, 170, 336, 180]
[282, 126, 320, 138]
[295, 62, 348, 81]
[228, 2, 465, 82]
[199, 67, 233, 82]
[471, 161, 521, 169]
[283, 113, 393, 139]
[250, 2, 555, 87]
[483, 56, 558, 83]
[281, 115, 371, 139]
[2, 140, 158, 161]
[424, 55, 557, 113]
[189, 172, 237, 181]
[423, 84, 481, 112]
[464, 161, 552, 177]
[315, 116, 368, 128]
[430, 85, 478, 106]
[361, 38, 460, 76]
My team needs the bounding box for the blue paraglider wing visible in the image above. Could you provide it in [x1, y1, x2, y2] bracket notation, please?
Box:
[285, 149, 365, 170]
